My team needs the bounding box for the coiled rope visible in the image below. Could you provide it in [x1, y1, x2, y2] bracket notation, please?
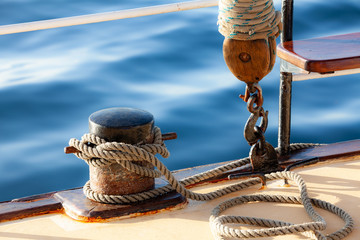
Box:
[69, 127, 354, 239]
[210, 171, 354, 240]
[218, 0, 282, 40]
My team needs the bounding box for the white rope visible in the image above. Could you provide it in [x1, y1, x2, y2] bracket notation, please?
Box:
[210, 171, 354, 239]
[0, 0, 218, 36]
[69, 128, 354, 239]
[218, 0, 282, 40]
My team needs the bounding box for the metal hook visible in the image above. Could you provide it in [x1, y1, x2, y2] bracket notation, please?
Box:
[244, 108, 268, 145]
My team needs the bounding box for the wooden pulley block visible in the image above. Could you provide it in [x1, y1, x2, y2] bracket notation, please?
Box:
[223, 37, 276, 84]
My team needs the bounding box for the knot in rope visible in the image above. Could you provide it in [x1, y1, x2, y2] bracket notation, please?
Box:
[218, 0, 282, 40]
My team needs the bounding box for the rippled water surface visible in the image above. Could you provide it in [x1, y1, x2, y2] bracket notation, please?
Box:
[0, 0, 359, 201]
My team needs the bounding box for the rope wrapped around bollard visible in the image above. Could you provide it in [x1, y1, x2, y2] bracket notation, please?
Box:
[68, 128, 353, 239]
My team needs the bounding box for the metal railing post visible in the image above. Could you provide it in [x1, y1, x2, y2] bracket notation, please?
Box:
[278, 0, 294, 156]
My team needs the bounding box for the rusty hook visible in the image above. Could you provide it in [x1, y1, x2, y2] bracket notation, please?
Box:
[244, 108, 268, 145]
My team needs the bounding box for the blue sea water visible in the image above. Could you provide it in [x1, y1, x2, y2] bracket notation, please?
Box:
[0, 0, 359, 202]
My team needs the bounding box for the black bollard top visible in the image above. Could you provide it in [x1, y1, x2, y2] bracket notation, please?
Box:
[89, 107, 154, 144]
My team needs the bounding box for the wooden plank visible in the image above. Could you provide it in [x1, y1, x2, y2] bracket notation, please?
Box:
[279, 139, 360, 166]
[55, 189, 186, 222]
[0, 192, 62, 222]
[277, 32, 360, 73]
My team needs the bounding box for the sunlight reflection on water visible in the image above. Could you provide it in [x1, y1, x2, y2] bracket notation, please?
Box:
[0, 0, 359, 201]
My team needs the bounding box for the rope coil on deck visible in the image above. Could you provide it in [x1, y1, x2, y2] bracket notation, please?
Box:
[218, 0, 282, 40]
[69, 128, 353, 239]
[210, 171, 354, 240]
